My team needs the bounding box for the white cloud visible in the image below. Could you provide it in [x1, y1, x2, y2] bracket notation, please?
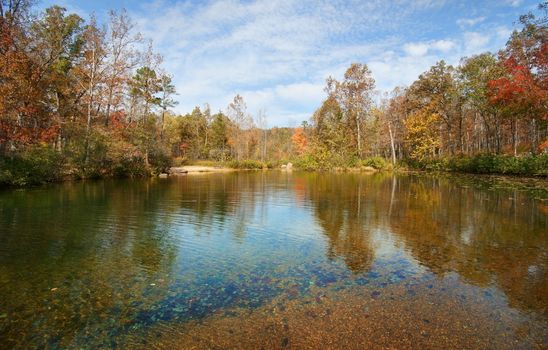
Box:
[402, 39, 456, 57]
[506, 0, 523, 7]
[123, 0, 513, 126]
[456, 16, 486, 28]
[403, 43, 430, 57]
[431, 40, 457, 52]
[463, 31, 490, 53]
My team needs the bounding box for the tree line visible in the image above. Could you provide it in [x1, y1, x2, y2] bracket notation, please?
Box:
[1, 1, 546, 185]
[1, 1, 177, 183]
[302, 3, 546, 170]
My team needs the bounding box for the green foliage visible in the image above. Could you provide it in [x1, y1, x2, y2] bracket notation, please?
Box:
[408, 154, 548, 176]
[360, 157, 390, 170]
[0, 146, 63, 186]
[226, 159, 269, 169]
[292, 147, 367, 171]
[148, 147, 172, 174]
[292, 147, 334, 170]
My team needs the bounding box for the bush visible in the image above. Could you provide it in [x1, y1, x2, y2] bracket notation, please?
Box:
[226, 159, 267, 169]
[360, 157, 391, 170]
[111, 157, 148, 178]
[407, 154, 548, 176]
[0, 146, 63, 186]
[148, 149, 172, 175]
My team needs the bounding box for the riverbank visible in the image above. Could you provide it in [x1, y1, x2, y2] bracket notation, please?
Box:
[2, 154, 546, 188]
[403, 154, 548, 177]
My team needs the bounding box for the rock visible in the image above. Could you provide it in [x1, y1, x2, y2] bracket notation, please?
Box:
[159, 173, 169, 178]
[286, 162, 293, 169]
[361, 166, 376, 172]
[281, 164, 287, 169]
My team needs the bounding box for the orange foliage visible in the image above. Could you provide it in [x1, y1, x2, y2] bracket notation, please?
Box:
[291, 127, 307, 155]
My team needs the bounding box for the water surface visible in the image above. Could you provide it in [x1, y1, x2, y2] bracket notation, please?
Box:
[0, 172, 546, 348]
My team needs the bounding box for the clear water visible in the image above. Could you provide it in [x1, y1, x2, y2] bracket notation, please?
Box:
[0, 172, 546, 348]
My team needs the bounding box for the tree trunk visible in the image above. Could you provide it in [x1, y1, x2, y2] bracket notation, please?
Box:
[388, 122, 396, 165]
[105, 85, 114, 127]
[160, 107, 165, 140]
[84, 48, 96, 166]
[512, 117, 518, 156]
[531, 118, 538, 154]
[356, 112, 362, 157]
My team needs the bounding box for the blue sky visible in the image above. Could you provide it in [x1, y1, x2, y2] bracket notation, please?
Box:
[37, 0, 539, 126]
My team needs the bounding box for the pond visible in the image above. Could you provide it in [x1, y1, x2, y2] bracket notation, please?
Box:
[0, 172, 546, 349]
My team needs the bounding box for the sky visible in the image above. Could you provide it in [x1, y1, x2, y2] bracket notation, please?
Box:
[37, 0, 540, 127]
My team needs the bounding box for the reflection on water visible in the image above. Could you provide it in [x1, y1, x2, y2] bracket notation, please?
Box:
[0, 172, 546, 348]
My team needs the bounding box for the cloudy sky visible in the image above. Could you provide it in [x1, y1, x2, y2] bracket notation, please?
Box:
[38, 0, 539, 126]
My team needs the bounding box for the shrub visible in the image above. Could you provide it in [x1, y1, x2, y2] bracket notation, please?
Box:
[148, 148, 172, 175]
[0, 146, 63, 186]
[406, 154, 548, 176]
[360, 157, 390, 170]
[226, 159, 267, 169]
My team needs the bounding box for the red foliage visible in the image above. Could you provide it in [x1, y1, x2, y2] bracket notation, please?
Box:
[488, 57, 547, 120]
[0, 22, 59, 149]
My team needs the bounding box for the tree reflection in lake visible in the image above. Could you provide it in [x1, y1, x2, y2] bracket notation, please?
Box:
[299, 172, 547, 315]
[0, 172, 546, 348]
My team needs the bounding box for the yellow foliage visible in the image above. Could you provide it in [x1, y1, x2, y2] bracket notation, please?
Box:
[404, 108, 441, 161]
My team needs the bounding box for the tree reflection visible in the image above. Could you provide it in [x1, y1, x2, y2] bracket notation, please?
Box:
[301, 173, 376, 273]
[0, 172, 546, 349]
[298, 172, 547, 315]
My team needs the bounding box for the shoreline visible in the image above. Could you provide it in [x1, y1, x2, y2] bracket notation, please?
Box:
[1, 166, 546, 191]
[169, 166, 237, 174]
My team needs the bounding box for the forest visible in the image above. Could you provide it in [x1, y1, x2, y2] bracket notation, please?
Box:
[0, 1, 547, 186]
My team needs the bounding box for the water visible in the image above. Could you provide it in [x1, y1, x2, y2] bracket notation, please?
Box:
[0, 172, 546, 349]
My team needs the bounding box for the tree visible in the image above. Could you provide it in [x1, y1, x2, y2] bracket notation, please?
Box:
[104, 9, 142, 126]
[130, 66, 161, 122]
[226, 94, 253, 160]
[209, 112, 231, 161]
[326, 63, 375, 157]
[75, 16, 107, 164]
[489, 4, 548, 153]
[459, 53, 504, 154]
[158, 73, 177, 139]
[404, 105, 441, 161]
[407, 61, 461, 155]
[291, 127, 307, 155]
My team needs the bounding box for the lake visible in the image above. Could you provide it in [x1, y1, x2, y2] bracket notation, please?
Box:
[0, 171, 546, 349]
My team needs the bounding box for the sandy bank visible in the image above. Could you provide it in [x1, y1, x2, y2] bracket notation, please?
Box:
[169, 166, 236, 174]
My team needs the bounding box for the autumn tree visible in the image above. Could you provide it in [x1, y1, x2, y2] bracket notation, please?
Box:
[291, 127, 307, 155]
[311, 96, 350, 156]
[458, 53, 505, 154]
[326, 63, 375, 157]
[104, 9, 141, 126]
[489, 4, 547, 153]
[227, 94, 254, 160]
[407, 61, 463, 156]
[404, 105, 441, 161]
